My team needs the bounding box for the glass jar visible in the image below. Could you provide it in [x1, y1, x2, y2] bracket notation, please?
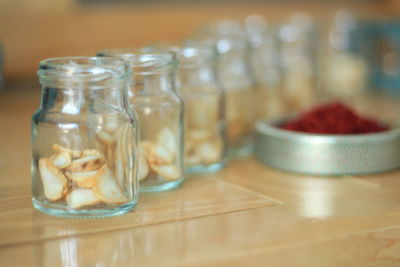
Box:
[215, 36, 255, 158]
[31, 57, 139, 218]
[244, 15, 284, 120]
[323, 10, 368, 99]
[175, 46, 227, 173]
[278, 14, 318, 115]
[97, 49, 185, 192]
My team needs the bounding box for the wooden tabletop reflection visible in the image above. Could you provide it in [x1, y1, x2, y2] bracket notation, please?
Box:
[1, 83, 400, 266]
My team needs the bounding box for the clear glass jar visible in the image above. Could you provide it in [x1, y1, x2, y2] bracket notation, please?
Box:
[215, 36, 255, 158]
[31, 57, 139, 218]
[323, 10, 368, 99]
[97, 49, 185, 192]
[278, 14, 318, 115]
[175, 46, 227, 173]
[244, 16, 284, 120]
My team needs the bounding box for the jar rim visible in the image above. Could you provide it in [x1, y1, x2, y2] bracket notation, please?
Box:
[97, 49, 177, 75]
[186, 35, 249, 55]
[37, 56, 131, 88]
[176, 46, 217, 68]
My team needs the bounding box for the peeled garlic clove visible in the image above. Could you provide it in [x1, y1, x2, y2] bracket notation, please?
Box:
[185, 139, 196, 155]
[151, 164, 181, 181]
[196, 142, 221, 164]
[52, 144, 82, 159]
[113, 125, 130, 187]
[66, 155, 103, 172]
[66, 188, 101, 209]
[65, 170, 98, 189]
[187, 129, 211, 143]
[93, 165, 129, 204]
[104, 114, 120, 133]
[227, 119, 246, 141]
[148, 145, 174, 165]
[105, 145, 115, 169]
[96, 130, 115, 146]
[138, 155, 149, 181]
[139, 140, 153, 155]
[185, 154, 201, 166]
[157, 128, 176, 153]
[51, 151, 72, 169]
[38, 158, 68, 201]
[114, 145, 124, 187]
[82, 149, 103, 158]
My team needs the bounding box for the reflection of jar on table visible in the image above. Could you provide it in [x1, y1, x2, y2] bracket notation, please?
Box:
[31, 57, 139, 218]
[98, 50, 185, 192]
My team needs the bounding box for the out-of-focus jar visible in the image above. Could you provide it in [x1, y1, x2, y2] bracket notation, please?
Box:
[175, 45, 227, 173]
[216, 35, 255, 158]
[97, 49, 185, 192]
[190, 21, 256, 157]
[278, 14, 318, 114]
[323, 10, 368, 99]
[244, 15, 284, 120]
[31, 57, 139, 218]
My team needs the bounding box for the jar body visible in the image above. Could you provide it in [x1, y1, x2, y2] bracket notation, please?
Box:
[96, 50, 185, 192]
[279, 17, 318, 115]
[31, 57, 139, 218]
[280, 44, 317, 114]
[131, 90, 185, 192]
[176, 49, 226, 173]
[218, 50, 255, 158]
[249, 39, 285, 120]
[323, 11, 368, 99]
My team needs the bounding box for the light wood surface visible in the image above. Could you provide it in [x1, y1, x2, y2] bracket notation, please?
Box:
[1, 82, 400, 266]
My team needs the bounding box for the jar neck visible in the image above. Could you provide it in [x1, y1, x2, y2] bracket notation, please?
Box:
[176, 61, 217, 89]
[129, 70, 175, 96]
[217, 50, 252, 89]
[219, 48, 248, 63]
[40, 86, 128, 114]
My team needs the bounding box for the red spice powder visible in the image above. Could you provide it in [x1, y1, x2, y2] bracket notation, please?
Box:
[280, 102, 389, 134]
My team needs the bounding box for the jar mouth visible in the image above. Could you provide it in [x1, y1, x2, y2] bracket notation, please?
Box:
[186, 35, 249, 55]
[176, 46, 217, 68]
[97, 49, 177, 75]
[37, 57, 130, 88]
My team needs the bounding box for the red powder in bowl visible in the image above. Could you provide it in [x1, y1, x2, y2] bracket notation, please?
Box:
[280, 102, 390, 134]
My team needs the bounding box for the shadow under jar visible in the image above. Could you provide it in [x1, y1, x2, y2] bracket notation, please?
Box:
[31, 57, 139, 218]
[176, 46, 227, 173]
[97, 49, 185, 192]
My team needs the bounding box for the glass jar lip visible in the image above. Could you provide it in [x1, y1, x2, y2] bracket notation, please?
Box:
[139, 44, 217, 68]
[97, 48, 177, 75]
[37, 56, 131, 88]
[39, 56, 129, 73]
[186, 34, 249, 55]
[176, 46, 217, 67]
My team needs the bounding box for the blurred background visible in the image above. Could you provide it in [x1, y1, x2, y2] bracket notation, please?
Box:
[0, 0, 399, 79]
[1, 0, 400, 117]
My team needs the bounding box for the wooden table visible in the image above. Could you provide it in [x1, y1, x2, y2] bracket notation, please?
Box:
[1, 81, 400, 266]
